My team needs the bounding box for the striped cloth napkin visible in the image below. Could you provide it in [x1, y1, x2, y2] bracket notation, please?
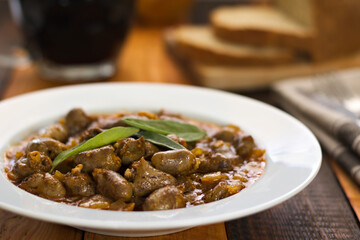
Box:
[273, 69, 360, 186]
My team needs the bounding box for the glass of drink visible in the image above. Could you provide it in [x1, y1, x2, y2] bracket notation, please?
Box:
[9, 0, 135, 82]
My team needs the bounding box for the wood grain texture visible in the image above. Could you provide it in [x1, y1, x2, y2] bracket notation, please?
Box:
[329, 159, 360, 221]
[0, 210, 82, 240]
[84, 223, 227, 240]
[109, 27, 190, 85]
[225, 158, 360, 240]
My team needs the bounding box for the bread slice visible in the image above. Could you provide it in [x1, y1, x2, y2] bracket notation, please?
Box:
[171, 25, 296, 66]
[211, 5, 313, 51]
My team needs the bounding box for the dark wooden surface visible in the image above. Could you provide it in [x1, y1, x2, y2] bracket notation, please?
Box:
[0, 2, 360, 240]
[226, 153, 360, 239]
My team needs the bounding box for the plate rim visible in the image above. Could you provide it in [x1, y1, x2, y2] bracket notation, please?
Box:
[0, 82, 322, 231]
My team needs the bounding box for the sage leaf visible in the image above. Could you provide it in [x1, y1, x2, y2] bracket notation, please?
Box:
[138, 131, 185, 150]
[51, 126, 139, 171]
[122, 118, 207, 141]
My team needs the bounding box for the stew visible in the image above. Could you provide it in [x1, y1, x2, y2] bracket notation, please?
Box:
[4, 108, 265, 211]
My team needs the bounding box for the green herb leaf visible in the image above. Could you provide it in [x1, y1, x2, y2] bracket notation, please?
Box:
[51, 126, 139, 171]
[122, 118, 207, 141]
[138, 131, 185, 150]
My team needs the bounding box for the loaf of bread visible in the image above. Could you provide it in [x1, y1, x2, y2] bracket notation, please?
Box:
[211, 5, 313, 52]
[171, 25, 296, 66]
[211, 0, 360, 61]
[165, 1, 360, 90]
[306, 0, 360, 60]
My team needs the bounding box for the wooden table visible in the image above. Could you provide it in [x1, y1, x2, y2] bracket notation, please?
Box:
[1, 8, 360, 240]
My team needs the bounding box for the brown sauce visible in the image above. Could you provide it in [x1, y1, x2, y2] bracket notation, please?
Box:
[4, 109, 265, 211]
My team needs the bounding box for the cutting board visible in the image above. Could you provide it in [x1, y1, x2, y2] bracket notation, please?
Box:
[164, 30, 360, 91]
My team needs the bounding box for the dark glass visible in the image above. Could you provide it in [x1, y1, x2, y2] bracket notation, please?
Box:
[12, 0, 135, 65]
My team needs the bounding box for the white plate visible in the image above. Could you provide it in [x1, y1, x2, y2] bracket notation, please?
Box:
[0, 83, 321, 237]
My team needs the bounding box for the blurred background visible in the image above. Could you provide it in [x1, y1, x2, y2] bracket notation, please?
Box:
[1, 1, 360, 239]
[0, 0, 269, 85]
[1, 0, 360, 90]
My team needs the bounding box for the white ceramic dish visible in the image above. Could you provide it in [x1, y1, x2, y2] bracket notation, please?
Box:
[0, 83, 321, 237]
